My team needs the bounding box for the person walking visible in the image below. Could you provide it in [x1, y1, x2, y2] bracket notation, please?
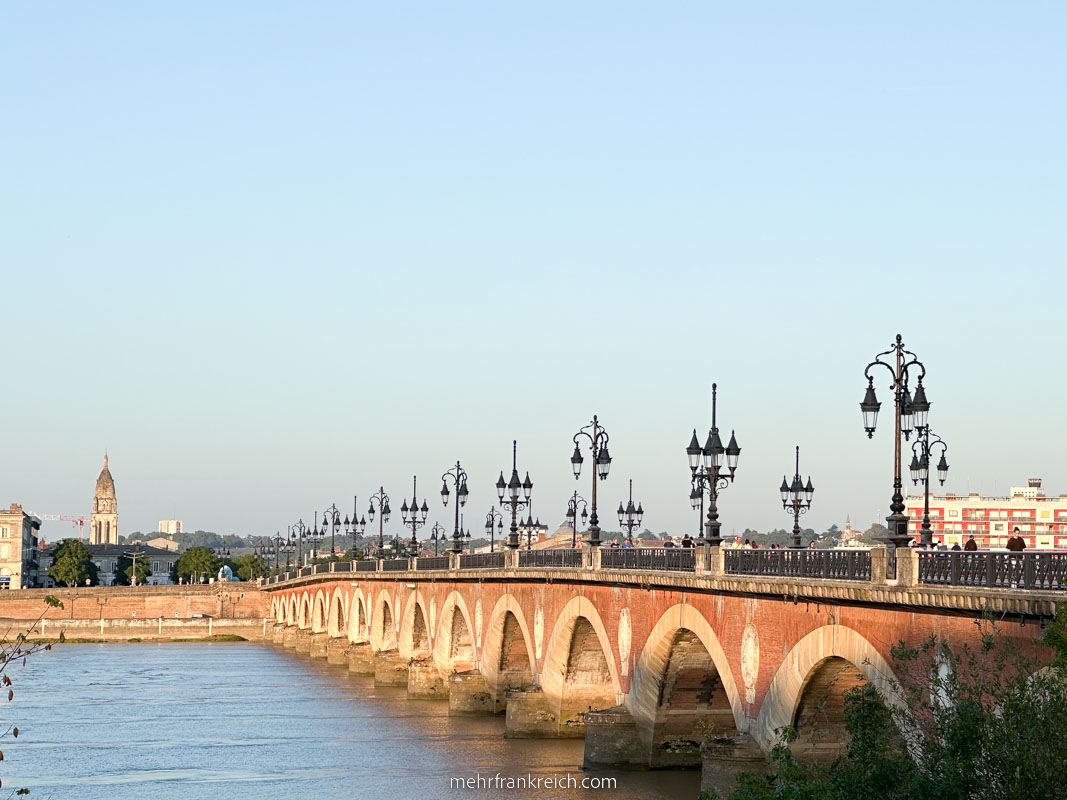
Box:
[964, 535, 978, 551]
[681, 534, 695, 548]
[1006, 527, 1027, 552]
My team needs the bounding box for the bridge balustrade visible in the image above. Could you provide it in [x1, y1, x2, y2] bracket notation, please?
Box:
[299, 566, 313, 578]
[724, 549, 872, 581]
[518, 549, 583, 568]
[312, 564, 328, 574]
[355, 560, 379, 573]
[460, 552, 507, 569]
[918, 551, 1067, 590]
[415, 556, 449, 571]
[330, 561, 352, 573]
[600, 547, 695, 572]
[382, 558, 410, 572]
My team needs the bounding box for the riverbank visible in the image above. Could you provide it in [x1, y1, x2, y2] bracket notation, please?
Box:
[3, 615, 268, 642]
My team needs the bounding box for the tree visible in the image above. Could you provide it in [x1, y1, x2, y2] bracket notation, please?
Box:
[4, 595, 63, 795]
[172, 546, 221, 583]
[114, 552, 152, 585]
[47, 539, 98, 587]
[230, 554, 267, 581]
[719, 609, 1067, 800]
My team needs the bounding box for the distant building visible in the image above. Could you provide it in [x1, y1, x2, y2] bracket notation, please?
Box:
[0, 504, 41, 589]
[39, 543, 179, 587]
[837, 516, 865, 548]
[90, 454, 118, 545]
[907, 478, 1067, 549]
[158, 520, 183, 535]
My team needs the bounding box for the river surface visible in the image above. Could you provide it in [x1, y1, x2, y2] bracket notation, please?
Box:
[6, 643, 704, 800]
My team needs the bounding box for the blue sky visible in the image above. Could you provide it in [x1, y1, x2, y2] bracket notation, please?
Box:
[3, 2, 1065, 541]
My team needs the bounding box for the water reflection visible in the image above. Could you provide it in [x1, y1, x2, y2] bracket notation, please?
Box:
[8, 643, 703, 799]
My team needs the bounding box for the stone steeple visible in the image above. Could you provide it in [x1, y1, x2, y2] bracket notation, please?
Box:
[90, 454, 118, 545]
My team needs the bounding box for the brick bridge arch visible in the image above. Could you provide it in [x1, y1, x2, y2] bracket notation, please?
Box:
[266, 566, 1042, 767]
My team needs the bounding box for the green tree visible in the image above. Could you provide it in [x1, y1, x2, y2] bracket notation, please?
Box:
[720, 609, 1067, 800]
[173, 546, 221, 584]
[47, 539, 98, 587]
[230, 554, 267, 581]
[114, 551, 152, 585]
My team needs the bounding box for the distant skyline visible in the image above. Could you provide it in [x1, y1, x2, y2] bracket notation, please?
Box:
[4, 3, 1066, 539]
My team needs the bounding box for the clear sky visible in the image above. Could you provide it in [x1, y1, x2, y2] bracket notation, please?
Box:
[3, 2, 1065, 542]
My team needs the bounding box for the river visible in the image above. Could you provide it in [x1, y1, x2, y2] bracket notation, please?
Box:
[6, 643, 704, 799]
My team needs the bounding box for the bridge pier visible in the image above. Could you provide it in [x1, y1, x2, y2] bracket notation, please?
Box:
[293, 628, 313, 653]
[281, 626, 298, 648]
[309, 633, 329, 658]
[448, 670, 496, 714]
[699, 734, 769, 793]
[347, 642, 375, 675]
[407, 658, 449, 699]
[374, 650, 409, 686]
[271, 623, 286, 644]
[505, 688, 562, 737]
[583, 707, 648, 767]
[325, 637, 349, 665]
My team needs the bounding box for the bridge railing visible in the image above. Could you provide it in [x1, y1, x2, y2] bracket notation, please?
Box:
[460, 552, 507, 570]
[355, 560, 379, 573]
[416, 556, 449, 571]
[299, 566, 313, 578]
[519, 549, 583, 568]
[600, 547, 695, 572]
[382, 558, 410, 572]
[724, 549, 872, 581]
[330, 561, 352, 573]
[918, 551, 1067, 590]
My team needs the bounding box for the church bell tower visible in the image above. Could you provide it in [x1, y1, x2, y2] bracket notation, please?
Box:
[90, 454, 118, 545]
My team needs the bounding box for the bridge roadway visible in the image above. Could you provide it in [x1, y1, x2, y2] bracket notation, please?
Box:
[262, 546, 1063, 780]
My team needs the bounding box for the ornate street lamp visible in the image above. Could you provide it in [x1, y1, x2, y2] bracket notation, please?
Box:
[571, 415, 611, 546]
[910, 427, 949, 548]
[291, 519, 309, 565]
[861, 334, 930, 547]
[342, 496, 368, 556]
[400, 476, 429, 556]
[440, 461, 470, 554]
[366, 487, 392, 559]
[565, 491, 588, 549]
[484, 507, 504, 553]
[780, 446, 814, 549]
[616, 479, 644, 546]
[321, 504, 342, 559]
[686, 383, 741, 546]
[429, 522, 446, 556]
[496, 440, 532, 550]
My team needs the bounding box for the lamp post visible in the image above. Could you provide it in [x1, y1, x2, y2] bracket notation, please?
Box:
[308, 514, 321, 562]
[779, 446, 815, 549]
[400, 476, 429, 556]
[496, 440, 532, 550]
[565, 492, 589, 549]
[321, 504, 342, 559]
[342, 496, 368, 557]
[686, 383, 741, 546]
[366, 487, 392, 559]
[860, 334, 931, 548]
[484, 507, 504, 553]
[616, 479, 644, 546]
[570, 415, 611, 546]
[429, 522, 446, 556]
[909, 427, 949, 548]
[291, 519, 309, 565]
[440, 461, 470, 555]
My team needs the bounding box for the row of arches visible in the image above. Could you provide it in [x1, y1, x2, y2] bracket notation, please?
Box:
[269, 587, 895, 758]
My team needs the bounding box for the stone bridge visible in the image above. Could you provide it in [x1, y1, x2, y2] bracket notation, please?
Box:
[262, 547, 1061, 777]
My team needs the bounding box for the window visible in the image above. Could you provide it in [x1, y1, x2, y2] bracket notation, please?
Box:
[152, 562, 159, 572]
[948, 510, 959, 518]
[0, 544, 8, 560]
[0, 527, 8, 538]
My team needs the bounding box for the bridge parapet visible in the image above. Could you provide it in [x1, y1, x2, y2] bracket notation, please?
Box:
[262, 546, 1063, 616]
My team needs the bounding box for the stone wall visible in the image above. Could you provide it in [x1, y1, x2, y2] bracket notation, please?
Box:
[0, 584, 268, 622]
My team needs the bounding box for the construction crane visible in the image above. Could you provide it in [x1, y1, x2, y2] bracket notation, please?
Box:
[38, 515, 91, 542]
